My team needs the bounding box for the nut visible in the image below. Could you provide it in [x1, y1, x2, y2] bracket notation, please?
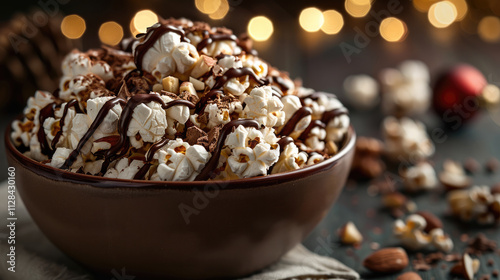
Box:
[326, 140, 338, 155]
[339, 221, 363, 245]
[162, 76, 180, 93]
[152, 83, 163, 92]
[416, 211, 443, 233]
[363, 247, 409, 273]
[191, 55, 216, 78]
[450, 253, 478, 280]
[180, 81, 197, 96]
[396, 272, 422, 280]
[383, 192, 408, 209]
[189, 77, 205, 91]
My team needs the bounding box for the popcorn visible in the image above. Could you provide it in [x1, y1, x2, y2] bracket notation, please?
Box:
[343, 74, 379, 109]
[243, 86, 285, 127]
[448, 186, 500, 225]
[380, 60, 431, 116]
[223, 125, 279, 178]
[151, 139, 211, 181]
[382, 116, 434, 161]
[281, 95, 311, 133]
[271, 142, 307, 174]
[11, 18, 352, 181]
[104, 158, 144, 179]
[401, 161, 438, 192]
[439, 160, 471, 190]
[61, 50, 113, 81]
[393, 214, 453, 252]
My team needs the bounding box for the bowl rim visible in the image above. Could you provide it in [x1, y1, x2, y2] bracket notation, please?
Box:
[5, 119, 356, 190]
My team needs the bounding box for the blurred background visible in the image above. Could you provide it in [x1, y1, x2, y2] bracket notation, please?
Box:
[1, 0, 500, 180]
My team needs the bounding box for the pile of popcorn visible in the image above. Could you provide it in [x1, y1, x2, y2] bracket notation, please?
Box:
[10, 18, 350, 181]
[448, 186, 500, 225]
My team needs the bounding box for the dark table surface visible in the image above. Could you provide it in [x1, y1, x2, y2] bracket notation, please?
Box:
[303, 107, 500, 279]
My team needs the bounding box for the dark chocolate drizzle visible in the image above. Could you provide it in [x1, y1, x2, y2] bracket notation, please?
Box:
[134, 24, 189, 71]
[279, 107, 312, 137]
[61, 97, 126, 170]
[271, 86, 283, 98]
[51, 100, 83, 150]
[271, 76, 291, 92]
[197, 32, 238, 52]
[277, 136, 294, 153]
[320, 107, 349, 125]
[212, 67, 265, 90]
[37, 102, 57, 156]
[298, 120, 326, 141]
[145, 136, 170, 162]
[195, 119, 259, 181]
[134, 163, 151, 180]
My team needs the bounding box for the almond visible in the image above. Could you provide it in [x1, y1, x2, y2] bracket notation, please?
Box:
[416, 211, 443, 233]
[396, 272, 422, 280]
[450, 253, 478, 280]
[383, 192, 407, 209]
[363, 247, 409, 273]
[339, 221, 363, 245]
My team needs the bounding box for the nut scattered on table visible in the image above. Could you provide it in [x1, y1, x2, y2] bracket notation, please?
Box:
[393, 214, 453, 252]
[350, 137, 386, 180]
[448, 186, 500, 225]
[363, 247, 409, 274]
[440, 160, 472, 190]
[339, 221, 363, 245]
[382, 192, 417, 218]
[396, 271, 422, 280]
[416, 211, 443, 233]
[464, 158, 481, 174]
[401, 161, 437, 192]
[450, 253, 479, 280]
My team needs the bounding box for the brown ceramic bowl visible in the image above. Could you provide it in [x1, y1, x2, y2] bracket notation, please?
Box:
[5, 124, 355, 280]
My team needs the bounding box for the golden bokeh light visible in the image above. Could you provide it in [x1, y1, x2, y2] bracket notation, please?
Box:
[448, 0, 467, 21]
[345, 0, 371, 18]
[380, 17, 408, 42]
[248, 16, 274, 41]
[131, 10, 158, 35]
[321, 10, 344, 35]
[428, 1, 457, 28]
[195, 0, 222, 14]
[478, 16, 500, 42]
[299, 7, 324, 32]
[61, 14, 86, 39]
[99, 21, 124, 46]
[209, 0, 229, 20]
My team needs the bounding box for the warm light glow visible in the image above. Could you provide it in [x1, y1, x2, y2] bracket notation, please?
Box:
[131, 10, 158, 35]
[345, 0, 371, 18]
[478, 16, 500, 42]
[60, 14, 86, 39]
[248, 16, 274, 41]
[428, 1, 457, 28]
[195, 0, 222, 14]
[413, 0, 437, 12]
[299, 7, 324, 32]
[380, 17, 407, 42]
[321, 10, 344, 35]
[448, 0, 467, 21]
[99, 21, 124, 46]
[209, 0, 229, 20]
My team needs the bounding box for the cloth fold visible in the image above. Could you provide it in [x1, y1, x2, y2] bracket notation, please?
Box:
[0, 181, 359, 280]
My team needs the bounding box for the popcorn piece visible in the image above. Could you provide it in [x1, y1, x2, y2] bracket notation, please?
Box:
[162, 76, 180, 93]
[271, 142, 307, 174]
[127, 97, 168, 143]
[223, 125, 279, 178]
[393, 214, 453, 252]
[243, 86, 285, 127]
[204, 102, 242, 129]
[401, 161, 438, 192]
[59, 74, 110, 102]
[343, 74, 379, 109]
[86, 97, 123, 140]
[61, 50, 113, 82]
[440, 160, 472, 190]
[380, 60, 431, 116]
[104, 158, 144, 179]
[304, 126, 327, 152]
[281, 95, 311, 132]
[48, 147, 72, 169]
[200, 39, 240, 57]
[306, 153, 325, 166]
[241, 54, 268, 78]
[151, 139, 211, 181]
[382, 117, 434, 161]
[448, 186, 500, 225]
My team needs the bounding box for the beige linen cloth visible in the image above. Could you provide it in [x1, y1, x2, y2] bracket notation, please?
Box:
[0, 181, 359, 280]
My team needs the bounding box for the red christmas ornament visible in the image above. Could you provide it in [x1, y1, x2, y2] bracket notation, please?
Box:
[433, 64, 498, 126]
